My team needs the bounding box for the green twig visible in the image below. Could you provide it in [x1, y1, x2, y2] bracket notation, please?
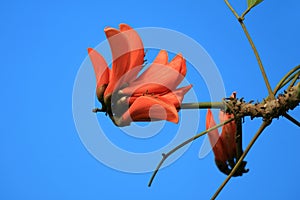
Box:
[211, 121, 271, 199]
[239, 22, 274, 99]
[224, 0, 274, 100]
[224, 0, 240, 19]
[148, 117, 235, 187]
[282, 72, 300, 92]
[273, 65, 300, 95]
[287, 72, 300, 92]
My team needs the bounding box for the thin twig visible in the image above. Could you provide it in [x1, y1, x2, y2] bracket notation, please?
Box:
[224, 0, 274, 100]
[224, 0, 240, 19]
[211, 121, 271, 199]
[148, 117, 235, 187]
[283, 113, 300, 127]
[273, 65, 300, 95]
[239, 22, 274, 100]
[287, 72, 300, 92]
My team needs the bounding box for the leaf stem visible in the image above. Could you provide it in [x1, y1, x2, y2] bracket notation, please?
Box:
[211, 121, 270, 199]
[148, 117, 235, 187]
[241, 7, 252, 19]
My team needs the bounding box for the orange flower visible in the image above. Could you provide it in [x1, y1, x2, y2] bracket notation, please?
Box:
[206, 109, 232, 175]
[87, 48, 110, 106]
[206, 93, 237, 174]
[88, 23, 191, 126]
[219, 92, 237, 168]
[206, 92, 249, 176]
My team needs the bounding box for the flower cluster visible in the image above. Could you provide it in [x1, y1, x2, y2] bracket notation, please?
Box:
[88, 24, 191, 126]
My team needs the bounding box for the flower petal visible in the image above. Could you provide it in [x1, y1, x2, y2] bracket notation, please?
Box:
[120, 53, 185, 96]
[168, 54, 187, 87]
[104, 27, 130, 98]
[127, 85, 191, 107]
[180, 58, 187, 77]
[153, 50, 168, 65]
[220, 112, 236, 161]
[168, 53, 183, 72]
[87, 48, 110, 102]
[206, 110, 221, 150]
[206, 110, 228, 164]
[159, 84, 192, 108]
[119, 23, 144, 82]
[119, 96, 179, 126]
[119, 65, 176, 96]
[87, 48, 110, 85]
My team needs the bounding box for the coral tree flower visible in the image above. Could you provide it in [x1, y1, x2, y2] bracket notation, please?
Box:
[88, 23, 191, 126]
[206, 92, 248, 176]
[206, 109, 234, 175]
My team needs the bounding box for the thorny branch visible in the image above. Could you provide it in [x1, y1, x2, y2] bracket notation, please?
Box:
[225, 82, 300, 122]
[148, 83, 300, 187]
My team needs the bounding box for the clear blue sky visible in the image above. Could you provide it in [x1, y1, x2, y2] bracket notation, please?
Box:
[1, 0, 300, 199]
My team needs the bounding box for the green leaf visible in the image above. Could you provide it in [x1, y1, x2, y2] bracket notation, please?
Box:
[247, 0, 264, 9]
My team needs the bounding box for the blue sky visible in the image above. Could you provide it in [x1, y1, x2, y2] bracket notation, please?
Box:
[1, 0, 300, 199]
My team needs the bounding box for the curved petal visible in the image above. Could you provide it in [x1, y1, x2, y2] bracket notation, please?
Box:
[133, 50, 169, 82]
[127, 84, 192, 107]
[104, 27, 130, 98]
[87, 48, 110, 101]
[120, 65, 176, 96]
[159, 84, 192, 108]
[180, 58, 187, 77]
[168, 54, 187, 87]
[120, 53, 185, 96]
[168, 53, 183, 72]
[153, 50, 168, 65]
[206, 110, 220, 150]
[206, 110, 228, 163]
[87, 48, 110, 86]
[219, 111, 236, 160]
[119, 23, 144, 82]
[119, 96, 178, 126]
